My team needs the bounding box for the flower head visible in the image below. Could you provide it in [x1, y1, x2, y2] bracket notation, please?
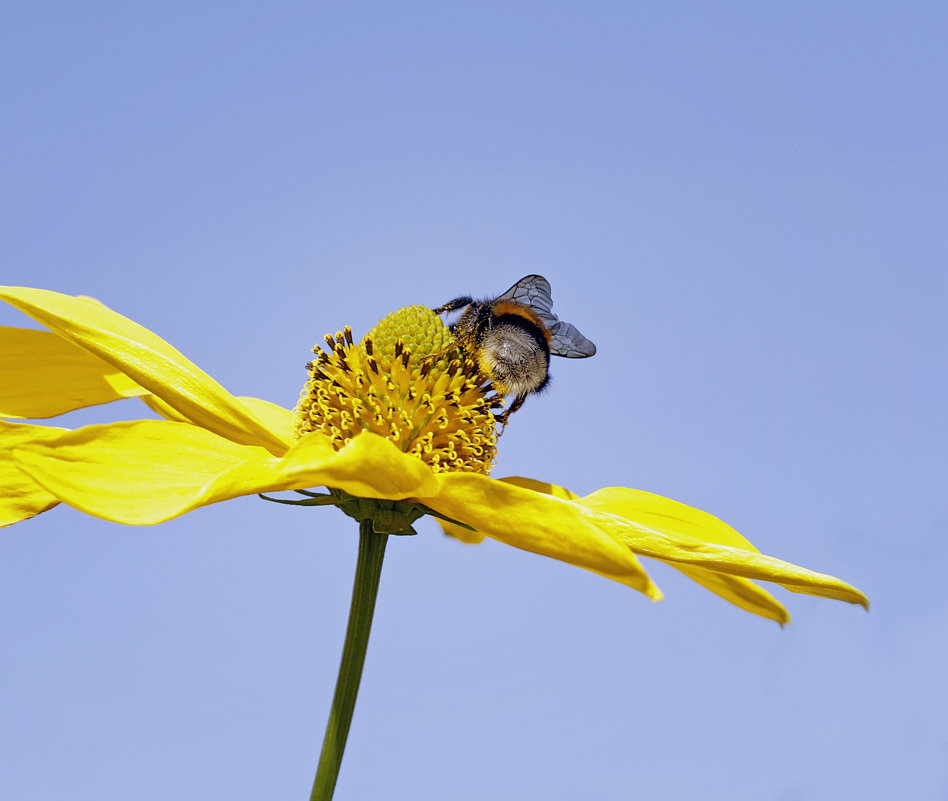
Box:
[294, 305, 500, 474]
[0, 285, 868, 623]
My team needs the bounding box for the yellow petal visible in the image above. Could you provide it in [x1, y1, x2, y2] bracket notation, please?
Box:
[578, 489, 868, 608]
[234, 397, 296, 444]
[0, 421, 63, 526]
[580, 487, 787, 620]
[138, 393, 196, 423]
[500, 475, 581, 500]
[671, 565, 790, 623]
[582, 487, 760, 549]
[9, 420, 265, 524]
[10, 423, 438, 525]
[0, 327, 148, 418]
[441, 481, 790, 620]
[421, 474, 662, 599]
[439, 475, 579, 544]
[141, 394, 296, 444]
[278, 431, 439, 500]
[0, 287, 288, 454]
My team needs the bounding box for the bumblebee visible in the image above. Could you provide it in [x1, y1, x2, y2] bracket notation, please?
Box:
[433, 274, 597, 420]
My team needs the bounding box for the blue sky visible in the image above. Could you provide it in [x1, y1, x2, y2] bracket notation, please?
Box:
[1, 3, 946, 799]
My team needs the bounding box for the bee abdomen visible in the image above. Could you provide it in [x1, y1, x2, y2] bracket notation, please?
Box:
[478, 317, 550, 396]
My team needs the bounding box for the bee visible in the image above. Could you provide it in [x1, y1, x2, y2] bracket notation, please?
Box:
[433, 274, 597, 421]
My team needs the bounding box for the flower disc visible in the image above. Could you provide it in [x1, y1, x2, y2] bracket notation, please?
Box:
[294, 305, 502, 474]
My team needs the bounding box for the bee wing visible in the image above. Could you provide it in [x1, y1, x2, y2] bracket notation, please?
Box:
[498, 274, 555, 317]
[499, 274, 563, 330]
[549, 320, 597, 358]
[500, 275, 596, 358]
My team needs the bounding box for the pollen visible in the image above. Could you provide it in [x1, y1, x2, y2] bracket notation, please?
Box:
[294, 305, 503, 474]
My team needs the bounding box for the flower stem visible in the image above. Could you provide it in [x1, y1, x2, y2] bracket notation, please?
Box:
[310, 520, 388, 801]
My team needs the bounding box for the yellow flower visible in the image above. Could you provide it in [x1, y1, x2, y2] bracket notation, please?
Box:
[0, 285, 867, 624]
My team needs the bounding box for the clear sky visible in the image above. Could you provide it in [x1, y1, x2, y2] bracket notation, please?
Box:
[1, 3, 945, 799]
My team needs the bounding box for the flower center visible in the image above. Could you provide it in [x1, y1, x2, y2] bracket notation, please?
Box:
[294, 305, 502, 474]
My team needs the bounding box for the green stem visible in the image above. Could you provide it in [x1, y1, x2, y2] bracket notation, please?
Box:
[310, 520, 388, 801]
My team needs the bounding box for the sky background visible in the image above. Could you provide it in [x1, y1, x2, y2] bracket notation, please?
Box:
[1, 2, 946, 799]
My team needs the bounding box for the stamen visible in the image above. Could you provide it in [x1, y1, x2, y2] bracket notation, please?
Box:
[294, 305, 503, 474]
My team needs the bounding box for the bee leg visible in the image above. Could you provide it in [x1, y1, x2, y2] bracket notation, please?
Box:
[496, 393, 527, 428]
[432, 296, 473, 315]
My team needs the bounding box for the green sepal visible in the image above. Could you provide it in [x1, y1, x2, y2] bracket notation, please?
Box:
[258, 487, 476, 536]
[334, 494, 425, 536]
[258, 492, 338, 507]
